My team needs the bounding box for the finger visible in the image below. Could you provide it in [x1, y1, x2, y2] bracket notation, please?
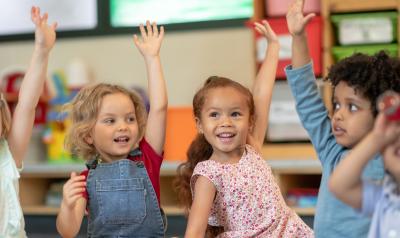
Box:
[68, 194, 84, 205]
[42, 12, 48, 26]
[152, 22, 159, 37]
[68, 187, 86, 197]
[133, 34, 141, 47]
[139, 24, 147, 39]
[51, 22, 58, 30]
[31, 7, 39, 24]
[71, 172, 77, 178]
[146, 20, 152, 36]
[262, 20, 274, 33]
[159, 26, 165, 39]
[303, 13, 316, 25]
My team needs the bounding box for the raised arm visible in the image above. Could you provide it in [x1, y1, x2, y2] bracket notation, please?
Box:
[250, 20, 279, 151]
[56, 172, 87, 238]
[286, 0, 315, 68]
[133, 21, 167, 154]
[329, 113, 400, 209]
[8, 6, 57, 168]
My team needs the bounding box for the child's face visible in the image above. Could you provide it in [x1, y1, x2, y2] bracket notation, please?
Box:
[331, 81, 374, 148]
[383, 137, 400, 179]
[86, 93, 139, 162]
[196, 87, 251, 159]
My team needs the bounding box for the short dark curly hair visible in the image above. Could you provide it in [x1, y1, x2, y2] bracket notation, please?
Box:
[326, 50, 400, 116]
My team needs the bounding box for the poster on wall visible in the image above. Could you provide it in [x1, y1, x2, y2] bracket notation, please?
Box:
[0, 0, 97, 36]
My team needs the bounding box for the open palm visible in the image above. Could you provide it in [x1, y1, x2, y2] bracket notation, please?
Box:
[134, 21, 164, 59]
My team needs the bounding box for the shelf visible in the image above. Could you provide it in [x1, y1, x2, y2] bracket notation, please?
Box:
[325, 0, 398, 13]
[23, 205, 59, 215]
[22, 205, 185, 216]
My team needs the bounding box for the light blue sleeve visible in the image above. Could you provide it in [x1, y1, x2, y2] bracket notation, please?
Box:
[285, 63, 343, 165]
[361, 180, 382, 217]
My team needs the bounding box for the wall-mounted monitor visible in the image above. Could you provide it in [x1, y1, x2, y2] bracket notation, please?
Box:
[110, 0, 253, 27]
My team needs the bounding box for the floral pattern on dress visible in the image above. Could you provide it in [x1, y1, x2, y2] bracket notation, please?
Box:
[191, 145, 314, 238]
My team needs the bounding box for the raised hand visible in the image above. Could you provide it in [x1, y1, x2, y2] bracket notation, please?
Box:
[133, 21, 164, 60]
[31, 6, 57, 52]
[372, 111, 400, 148]
[62, 172, 86, 209]
[286, 0, 315, 36]
[254, 20, 279, 44]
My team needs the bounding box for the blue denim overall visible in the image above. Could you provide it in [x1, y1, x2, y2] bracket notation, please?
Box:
[86, 150, 165, 238]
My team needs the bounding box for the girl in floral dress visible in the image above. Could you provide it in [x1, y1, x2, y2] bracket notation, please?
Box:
[175, 20, 313, 238]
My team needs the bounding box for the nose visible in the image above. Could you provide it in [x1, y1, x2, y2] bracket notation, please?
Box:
[117, 122, 128, 131]
[333, 109, 344, 121]
[220, 115, 232, 127]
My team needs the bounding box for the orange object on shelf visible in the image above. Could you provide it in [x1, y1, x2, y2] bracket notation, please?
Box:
[164, 107, 197, 161]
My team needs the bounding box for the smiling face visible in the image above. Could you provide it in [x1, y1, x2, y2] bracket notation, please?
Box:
[86, 93, 140, 162]
[331, 81, 375, 148]
[196, 87, 251, 161]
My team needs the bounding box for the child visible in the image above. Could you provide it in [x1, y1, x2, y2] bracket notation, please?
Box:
[56, 21, 167, 237]
[0, 7, 56, 238]
[175, 21, 313, 237]
[329, 94, 400, 238]
[285, 0, 400, 236]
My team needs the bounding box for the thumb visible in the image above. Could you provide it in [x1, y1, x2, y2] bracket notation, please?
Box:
[70, 172, 77, 178]
[303, 13, 316, 26]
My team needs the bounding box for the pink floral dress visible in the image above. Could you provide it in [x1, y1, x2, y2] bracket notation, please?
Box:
[191, 145, 314, 237]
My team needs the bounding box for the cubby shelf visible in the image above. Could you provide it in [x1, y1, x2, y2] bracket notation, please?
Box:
[20, 144, 321, 217]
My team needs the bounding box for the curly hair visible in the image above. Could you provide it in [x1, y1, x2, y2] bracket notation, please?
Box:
[0, 93, 11, 138]
[174, 76, 255, 237]
[64, 83, 147, 160]
[326, 50, 400, 116]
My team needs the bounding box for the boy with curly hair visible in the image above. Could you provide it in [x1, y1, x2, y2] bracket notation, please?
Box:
[285, 0, 400, 237]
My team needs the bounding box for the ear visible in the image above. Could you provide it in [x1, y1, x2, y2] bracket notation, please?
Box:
[84, 133, 94, 145]
[195, 117, 203, 134]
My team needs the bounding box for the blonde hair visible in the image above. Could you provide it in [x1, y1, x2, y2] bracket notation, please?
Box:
[0, 93, 12, 138]
[64, 83, 147, 160]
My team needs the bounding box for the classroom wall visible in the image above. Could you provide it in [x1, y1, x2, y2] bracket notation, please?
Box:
[0, 27, 256, 106]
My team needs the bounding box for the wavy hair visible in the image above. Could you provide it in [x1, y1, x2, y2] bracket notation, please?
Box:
[64, 83, 147, 160]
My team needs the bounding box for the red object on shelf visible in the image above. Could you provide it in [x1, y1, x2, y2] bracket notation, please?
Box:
[250, 16, 322, 79]
[2, 71, 48, 124]
[265, 0, 320, 17]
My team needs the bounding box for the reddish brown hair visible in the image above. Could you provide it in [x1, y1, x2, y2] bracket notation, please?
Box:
[174, 76, 255, 237]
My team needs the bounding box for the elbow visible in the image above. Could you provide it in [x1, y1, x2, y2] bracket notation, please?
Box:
[328, 176, 341, 197]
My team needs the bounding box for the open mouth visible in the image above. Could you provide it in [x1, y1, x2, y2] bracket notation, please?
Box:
[217, 132, 235, 142]
[114, 136, 130, 143]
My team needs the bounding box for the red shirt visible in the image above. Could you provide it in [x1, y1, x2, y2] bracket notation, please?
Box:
[80, 138, 163, 204]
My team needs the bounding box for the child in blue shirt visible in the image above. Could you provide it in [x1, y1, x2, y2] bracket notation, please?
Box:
[330, 94, 400, 238]
[285, 0, 400, 237]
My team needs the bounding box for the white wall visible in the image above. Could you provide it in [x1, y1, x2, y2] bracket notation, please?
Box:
[0, 27, 256, 106]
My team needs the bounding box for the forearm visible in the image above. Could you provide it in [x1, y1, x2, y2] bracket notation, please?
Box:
[145, 56, 167, 112]
[56, 203, 82, 238]
[18, 47, 50, 109]
[252, 41, 280, 145]
[292, 33, 311, 68]
[330, 133, 382, 203]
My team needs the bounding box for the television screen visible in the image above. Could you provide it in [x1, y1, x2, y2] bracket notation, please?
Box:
[0, 0, 97, 36]
[110, 0, 253, 27]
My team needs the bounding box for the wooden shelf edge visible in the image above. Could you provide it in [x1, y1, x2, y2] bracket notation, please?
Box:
[23, 205, 185, 216]
[292, 207, 316, 216]
[327, 0, 398, 13]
